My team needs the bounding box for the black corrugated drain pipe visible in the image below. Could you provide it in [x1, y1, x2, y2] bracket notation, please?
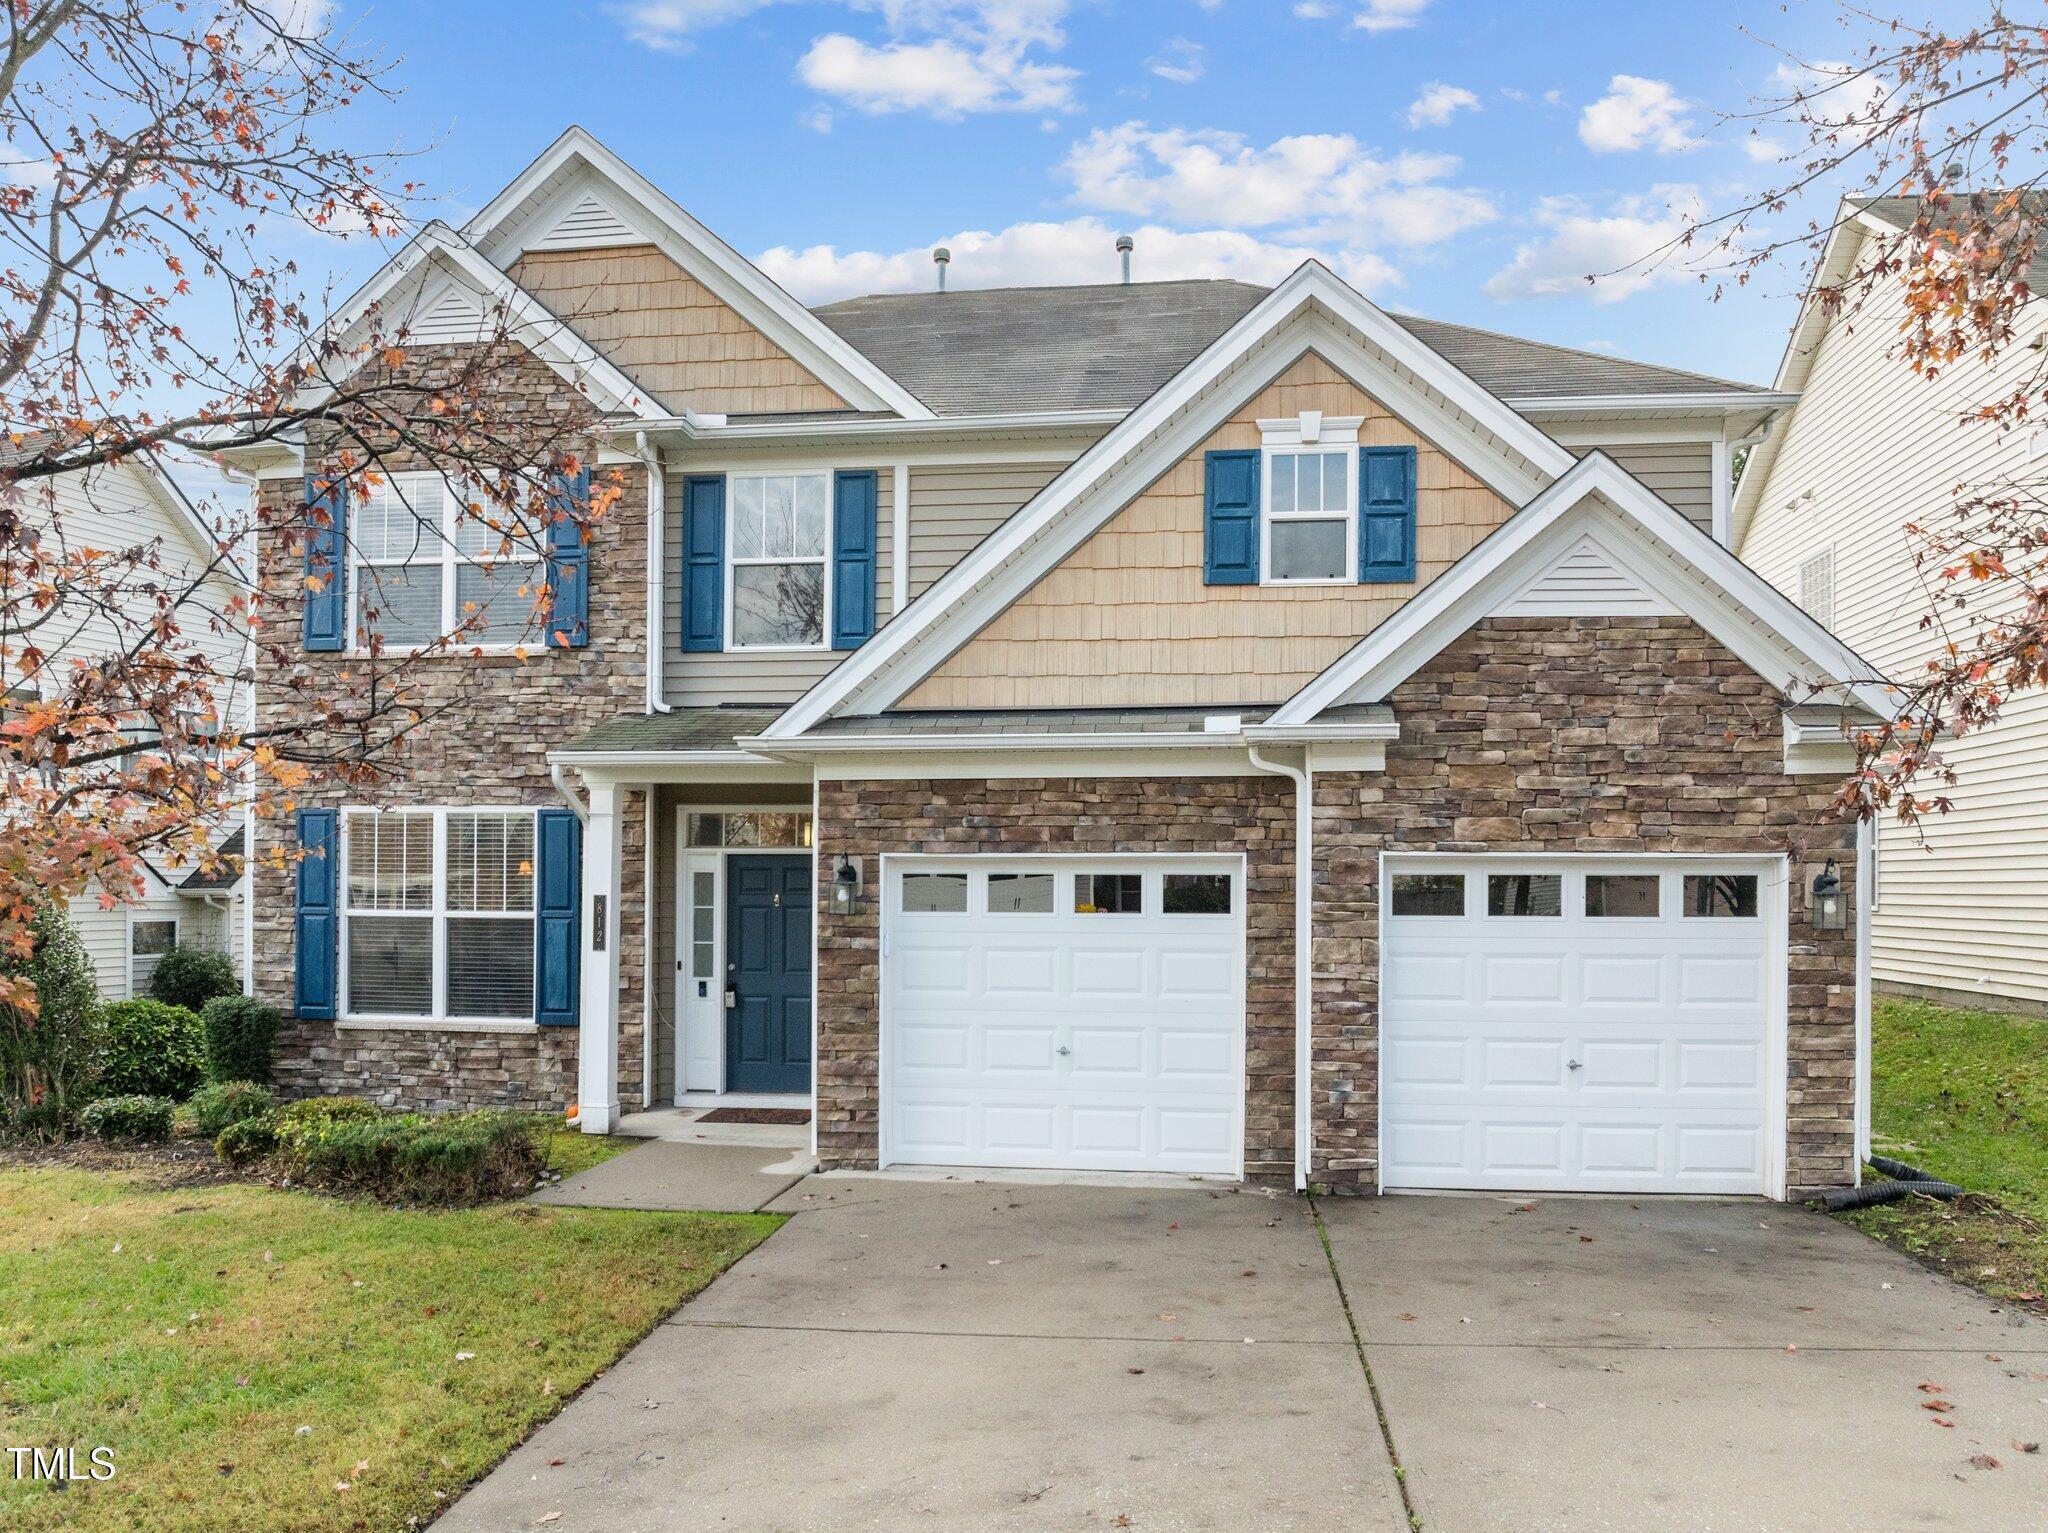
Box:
[1816, 1155, 1966, 1213]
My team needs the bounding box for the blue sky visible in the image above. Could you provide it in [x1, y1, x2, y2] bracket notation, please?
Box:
[295, 1, 1966, 388]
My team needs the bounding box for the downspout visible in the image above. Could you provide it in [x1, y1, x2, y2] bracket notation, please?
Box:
[550, 761, 588, 824]
[1248, 743, 1313, 1192]
[1854, 815, 1874, 1171]
[633, 431, 670, 713]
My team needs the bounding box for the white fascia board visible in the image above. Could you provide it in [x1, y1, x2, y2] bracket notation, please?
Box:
[761, 265, 1576, 739]
[1508, 391, 1798, 414]
[741, 730, 1259, 754]
[811, 746, 1266, 781]
[615, 408, 1125, 446]
[1242, 719, 1401, 743]
[462, 128, 932, 421]
[1271, 452, 1902, 726]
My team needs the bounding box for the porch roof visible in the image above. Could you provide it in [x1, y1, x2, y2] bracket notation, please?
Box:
[801, 704, 1390, 738]
[561, 706, 784, 756]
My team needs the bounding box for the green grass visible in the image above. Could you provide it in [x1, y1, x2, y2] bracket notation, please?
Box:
[0, 1166, 781, 1532]
[541, 1125, 640, 1178]
[1839, 996, 2048, 1303]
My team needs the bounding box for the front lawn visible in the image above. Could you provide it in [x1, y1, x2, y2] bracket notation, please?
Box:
[1839, 996, 2048, 1306]
[0, 1166, 780, 1531]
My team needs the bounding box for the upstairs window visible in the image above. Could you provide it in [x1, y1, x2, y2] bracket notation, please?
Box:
[1263, 446, 1356, 583]
[353, 472, 544, 649]
[728, 472, 831, 648]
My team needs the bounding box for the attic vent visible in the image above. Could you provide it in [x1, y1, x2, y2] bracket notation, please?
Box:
[531, 190, 641, 250]
[1495, 534, 1677, 618]
[405, 282, 487, 344]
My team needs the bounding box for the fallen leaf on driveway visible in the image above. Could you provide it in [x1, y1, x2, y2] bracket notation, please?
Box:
[1397, 1313, 1417, 1322]
[1578, 1236, 1594, 1244]
[2016, 1441, 2040, 1454]
[1917, 1382, 1946, 1394]
[1127, 1368, 1144, 1376]
[1932, 1419, 1955, 1429]
[537, 1515, 562, 1526]
[1969, 1454, 2001, 1471]
[1922, 1400, 1954, 1414]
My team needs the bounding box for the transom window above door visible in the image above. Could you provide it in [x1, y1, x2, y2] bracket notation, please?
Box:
[728, 473, 831, 648]
[685, 811, 814, 848]
[1263, 446, 1356, 583]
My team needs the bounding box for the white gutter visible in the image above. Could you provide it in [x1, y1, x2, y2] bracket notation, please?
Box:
[738, 722, 1396, 756]
[609, 407, 1125, 447]
[549, 748, 784, 771]
[1247, 743, 1313, 1192]
[1507, 390, 1799, 414]
[632, 431, 670, 713]
[549, 761, 589, 824]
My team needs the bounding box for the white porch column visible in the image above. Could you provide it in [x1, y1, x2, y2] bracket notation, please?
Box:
[577, 778, 623, 1133]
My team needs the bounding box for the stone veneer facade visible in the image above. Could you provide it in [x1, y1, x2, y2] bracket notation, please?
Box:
[253, 343, 651, 1113]
[814, 616, 1860, 1195]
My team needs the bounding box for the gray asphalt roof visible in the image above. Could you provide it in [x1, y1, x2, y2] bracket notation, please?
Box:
[1851, 192, 2048, 291]
[179, 826, 244, 892]
[811, 279, 1769, 417]
[802, 703, 1395, 738]
[562, 707, 784, 754]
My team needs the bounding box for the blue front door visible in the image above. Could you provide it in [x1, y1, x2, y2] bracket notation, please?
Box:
[726, 855, 813, 1094]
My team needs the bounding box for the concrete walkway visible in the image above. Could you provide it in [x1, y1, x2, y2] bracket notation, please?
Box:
[529, 1140, 813, 1213]
[448, 1179, 2048, 1531]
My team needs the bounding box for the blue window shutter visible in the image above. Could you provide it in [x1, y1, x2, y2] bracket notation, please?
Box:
[545, 469, 591, 648]
[293, 809, 339, 1020]
[1360, 445, 1417, 583]
[536, 808, 581, 1028]
[831, 469, 878, 650]
[681, 474, 725, 653]
[1203, 449, 1260, 585]
[302, 474, 348, 651]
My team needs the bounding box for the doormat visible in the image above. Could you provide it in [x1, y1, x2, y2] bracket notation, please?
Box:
[697, 1107, 812, 1125]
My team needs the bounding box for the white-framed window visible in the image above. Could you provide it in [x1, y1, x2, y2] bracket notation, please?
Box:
[1259, 413, 1362, 586]
[727, 471, 831, 649]
[1798, 545, 1835, 630]
[351, 471, 546, 651]
[129, 916, 178, 995]
[341, 806, 537, 1024]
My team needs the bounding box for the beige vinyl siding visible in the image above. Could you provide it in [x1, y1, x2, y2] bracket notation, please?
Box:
[904, 351, 1515, 710]
[1742, 272, 2048, 1009]
[907, 463, 1064, 599]
[1596, 441, 1714, 531]
[507, 245, 850, 418]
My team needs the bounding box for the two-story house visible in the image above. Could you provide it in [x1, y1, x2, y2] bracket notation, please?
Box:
[225, 127, 1893, 1200]
[1738, 195, 2048, 1021]
[3, 452, 251, 999]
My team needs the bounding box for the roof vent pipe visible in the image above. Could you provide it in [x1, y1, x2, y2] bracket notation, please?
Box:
[1116, 233, 1133, 284]
[932, 246, 950, 292]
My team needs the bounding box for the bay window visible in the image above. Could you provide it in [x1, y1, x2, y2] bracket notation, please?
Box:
[343, 807, 536, 1023]
[728, 471, 830, 648]
[352, 471, 546, 649]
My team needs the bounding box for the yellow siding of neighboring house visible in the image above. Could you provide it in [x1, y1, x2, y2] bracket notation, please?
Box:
[902, 351, 1515, 709]
[508, 244, 850, 417]
[1742, 271, 2048, 1011]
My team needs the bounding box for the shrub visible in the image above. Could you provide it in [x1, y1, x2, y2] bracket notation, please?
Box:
[81, 1094, 174, 1142]
[268, 1094, 380, 1152]
[146, 945, 239, 1014]
[273, 1106, 542, 1203]
[214, 1111, 277, 1164]
[98, 999, 206, 1101]
[0, 901, 105, 1138]
[187, 1080, 276, 1138]
[201, 995, 278, 1085]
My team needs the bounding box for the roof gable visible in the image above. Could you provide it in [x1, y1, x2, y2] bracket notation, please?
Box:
[1272, 452, 1899, 725]
[463, 127, 931, 420]
[762, 260, 1583, 737]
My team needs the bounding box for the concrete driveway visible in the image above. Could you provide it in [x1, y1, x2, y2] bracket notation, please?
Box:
[441, 1179, 2048, 1532]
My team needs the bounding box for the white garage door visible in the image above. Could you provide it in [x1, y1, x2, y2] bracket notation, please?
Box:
[883, 857, 1244, 1175]
[1381, 857, 1781, 1196]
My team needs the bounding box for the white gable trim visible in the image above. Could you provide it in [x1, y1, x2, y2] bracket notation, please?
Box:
[289, 224, 657, 421]
[1271, 453, 1900, 725]
[761, 261, 1580, 738]
[1493, 531, 1677, 618]
[464, 128, 932, 421]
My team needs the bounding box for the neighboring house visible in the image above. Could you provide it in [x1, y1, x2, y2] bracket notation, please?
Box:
[2, 454, 251, 1000]
[225, 127, 1890, 1201]
[1736, 195, 2048, 1019]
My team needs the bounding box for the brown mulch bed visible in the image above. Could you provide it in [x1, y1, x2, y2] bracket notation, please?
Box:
[0, 1134, 258, 1189]
[696, 1106, 811, 1125]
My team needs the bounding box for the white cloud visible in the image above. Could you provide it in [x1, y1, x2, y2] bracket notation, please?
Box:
[605, 0, 774, 51]
[1484, 186, 1715, 304]
[1741, 135, 1785, 164]
[1292, 0, 1333, 15]
[1061, 122, 1494, 248]
[799, 32, 1076, 115]
[1353, 0, 1428, 33]
[1578, 74, 1695, 154]
[1147, 38, 1205, 84]
[1405, 82, 1478, 129]
[757, 217, 1397, 303]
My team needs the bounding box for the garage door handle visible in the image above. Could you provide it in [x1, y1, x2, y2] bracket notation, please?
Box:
[1568, 1059, 1582, 1071]
[1056, 1045, 1071, 1056]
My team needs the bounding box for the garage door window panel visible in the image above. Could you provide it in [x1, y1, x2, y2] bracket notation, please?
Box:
[901, 872, 968, 913]
[1586, 874, 1661, 918]
[1684, 874, 1759, 918]
[1488, 873, 1562, 917]
[1163, 873, 1232, 915]
[1079, 873, 1143, 914]
[987, 873, 1054, 914]
[1391, 872, 1465, 917]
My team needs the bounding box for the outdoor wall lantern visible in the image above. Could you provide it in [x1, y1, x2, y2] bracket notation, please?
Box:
[1809, 858, 1848, 931]
[832, 854, 863, 913]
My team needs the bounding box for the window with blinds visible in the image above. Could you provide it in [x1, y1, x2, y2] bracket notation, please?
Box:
[342, 807, 537, 1022]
